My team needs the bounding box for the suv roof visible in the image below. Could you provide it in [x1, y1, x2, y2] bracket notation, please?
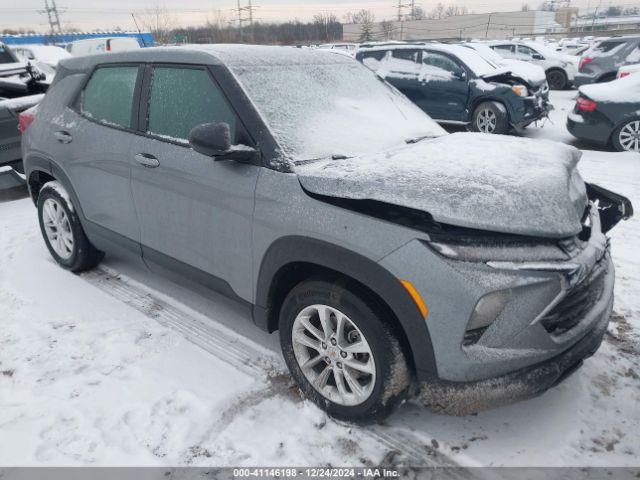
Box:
[58, 44, 354, 74]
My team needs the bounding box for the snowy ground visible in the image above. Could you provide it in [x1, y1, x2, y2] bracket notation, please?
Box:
[0, 91, 639, 467]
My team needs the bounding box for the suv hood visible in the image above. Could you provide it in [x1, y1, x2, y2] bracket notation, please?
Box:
[296, 132, 587, 239]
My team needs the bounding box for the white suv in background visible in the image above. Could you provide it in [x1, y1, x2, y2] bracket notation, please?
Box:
[488, 40, 578, 90]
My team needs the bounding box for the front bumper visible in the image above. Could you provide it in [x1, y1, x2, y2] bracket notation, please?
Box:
[511, 93, 552, 128]
[418, 296, 611, 415]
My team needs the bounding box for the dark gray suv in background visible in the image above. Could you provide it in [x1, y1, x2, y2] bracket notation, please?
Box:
[21, 46, 633, 421]
[576, 35, 640, 86]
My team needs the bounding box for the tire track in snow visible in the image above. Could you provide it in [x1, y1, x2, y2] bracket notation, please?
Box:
[81, 267, 457, 467]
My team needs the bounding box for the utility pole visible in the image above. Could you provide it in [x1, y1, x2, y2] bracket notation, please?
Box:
[40, 0, 63, 35]
[234, 0, 257, 42]
[485, 13, 492, 39]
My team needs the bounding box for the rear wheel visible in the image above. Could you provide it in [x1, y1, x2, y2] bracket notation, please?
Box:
[612, 120, 640, 152]
[37, 181, 104, 272]
[546, 69, 568, 90]
[279, 278, 410, 423]
[471, 102, 509, 135]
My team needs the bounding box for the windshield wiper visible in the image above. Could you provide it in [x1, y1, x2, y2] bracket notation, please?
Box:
[293, 154, 353, 166]
[405, 134, 438, 144]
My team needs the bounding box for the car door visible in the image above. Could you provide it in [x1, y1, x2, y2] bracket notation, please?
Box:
[415, 50, 469, 121]
[130, 64, 259, 297]
[59, 64, 142, 243]
[516, 44, 546, 68]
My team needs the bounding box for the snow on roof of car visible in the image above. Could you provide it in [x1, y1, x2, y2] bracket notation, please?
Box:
[186, 44, 355, 67]
[580, 73, 640, 103]
[357, 42, 497, 76]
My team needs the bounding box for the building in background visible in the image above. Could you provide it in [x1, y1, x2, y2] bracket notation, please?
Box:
[0, 31, 153, 48]
[343, 11, 563, 42]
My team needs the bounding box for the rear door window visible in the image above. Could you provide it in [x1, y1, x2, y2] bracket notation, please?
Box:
[594, 40, 625, 54]
[81, 66, 139, 128]
[391, 49, 421, 63]
[0, 45, 17, 64]
[422, 51, 464, 79]
[146, 66, 238, 143]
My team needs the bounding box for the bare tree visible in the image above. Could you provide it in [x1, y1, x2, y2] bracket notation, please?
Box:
[313, 12, 339, 41]
[427, 3, 468, 19]
[380, 20, 395, 40]
[412, 6, 427, 20]
[139, 3, 177, 45]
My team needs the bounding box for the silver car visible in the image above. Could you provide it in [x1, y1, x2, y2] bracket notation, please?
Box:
[21, 46, 632, 422]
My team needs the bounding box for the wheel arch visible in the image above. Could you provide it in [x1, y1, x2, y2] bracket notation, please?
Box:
[26, 154, 87, 222]
[253, 236, 438, 379]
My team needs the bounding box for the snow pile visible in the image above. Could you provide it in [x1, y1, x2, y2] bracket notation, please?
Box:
[580, 74, 640, 103]
[296, 132, 586, 238]
[0, 93, 44, 112]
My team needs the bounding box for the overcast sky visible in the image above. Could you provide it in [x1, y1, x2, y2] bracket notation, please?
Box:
[0, 0, 630, 32]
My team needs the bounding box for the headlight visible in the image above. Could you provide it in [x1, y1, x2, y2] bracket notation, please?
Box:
[511, 84, 529, 97]
[426, 237, 569, 262]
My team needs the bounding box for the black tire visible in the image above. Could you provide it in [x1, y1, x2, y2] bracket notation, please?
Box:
[471, 101, 509, 135]
[279, 277, 411, 423]
[611, 119, 640, 153]
[546, 69, 568, 90]
[37, 181, 104, 272]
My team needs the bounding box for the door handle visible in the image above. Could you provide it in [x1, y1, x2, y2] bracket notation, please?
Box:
[54, 131, 73, 143]
[134, 153, 160, 168]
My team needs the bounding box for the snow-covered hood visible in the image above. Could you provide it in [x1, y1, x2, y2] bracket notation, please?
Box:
[296, 133, 587, 239]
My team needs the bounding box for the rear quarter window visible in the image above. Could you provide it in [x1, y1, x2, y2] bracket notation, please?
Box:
[80, 66, 138, 128]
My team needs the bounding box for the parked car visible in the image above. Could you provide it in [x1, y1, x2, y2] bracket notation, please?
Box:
[567, 74, 640, 152]
[1, 42, 47, 172]
[618, 63, 640, 78]
[22, 46, 632, 421]
[461, 42, 548, 87]
[11, 44, 71, 79]
[575, 36, 640, 86]
[65, 37, 141, 56]
[356, 43, 551, 134]
[487, 40, 578, 90]
[317, 43, 358, 57]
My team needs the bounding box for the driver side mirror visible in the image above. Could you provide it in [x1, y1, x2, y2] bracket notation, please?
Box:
[188, 122, 259, 163]
[532, 53, 544, 60]
[454, 70, 467, 81]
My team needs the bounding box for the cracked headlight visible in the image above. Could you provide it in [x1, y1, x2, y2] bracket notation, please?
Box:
[511, 84, 529, 97]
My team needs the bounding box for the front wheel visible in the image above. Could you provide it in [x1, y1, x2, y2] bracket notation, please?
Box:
[37, 181, 104, 272]
[546, 69, 568, 90]
[612, 120, 640, 152]
[471, 102, 509, 135]
[279, 278, 410, 423]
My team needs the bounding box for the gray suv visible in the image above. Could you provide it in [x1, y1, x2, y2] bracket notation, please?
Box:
[21, 46, 633, 422]
[575, 36, 640, 86]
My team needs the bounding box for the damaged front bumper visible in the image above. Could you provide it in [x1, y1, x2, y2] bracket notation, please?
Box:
[418, 293, 611, 416]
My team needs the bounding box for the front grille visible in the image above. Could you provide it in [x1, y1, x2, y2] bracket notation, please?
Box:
[540, 257, 608, 335]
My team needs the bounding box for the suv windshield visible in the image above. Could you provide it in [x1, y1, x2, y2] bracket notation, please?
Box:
[228, 55, 444, 161]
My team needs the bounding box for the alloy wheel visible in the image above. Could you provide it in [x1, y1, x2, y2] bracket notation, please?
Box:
[291, 304, 376, 406]
[42, 198, 74, 260]
[476, 108, 497, 133]
[618, 121, 640, 152]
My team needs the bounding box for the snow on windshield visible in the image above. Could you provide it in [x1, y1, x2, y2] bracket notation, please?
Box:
[27, 45, 71, 64]
[580, 74, 640, 103]
[225, 49, 445, 161]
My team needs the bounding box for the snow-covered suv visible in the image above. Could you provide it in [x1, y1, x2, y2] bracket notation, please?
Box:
[488, 40, 578, 90]
[22, 46, 633, 421]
